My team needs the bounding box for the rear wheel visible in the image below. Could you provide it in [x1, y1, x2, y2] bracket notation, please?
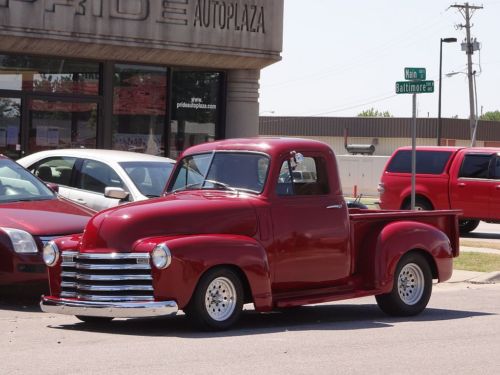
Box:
[376, 252, 432, 316]
[185, 267, 244, 331]
[459, 219, 480, 234]
[402, 197, 432, 211]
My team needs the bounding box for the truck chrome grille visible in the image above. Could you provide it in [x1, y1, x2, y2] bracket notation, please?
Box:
[60, 251, 154, 302]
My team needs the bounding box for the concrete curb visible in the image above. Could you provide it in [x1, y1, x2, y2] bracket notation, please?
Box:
[468, 271, 500, 285]
[444, 270, 500, 284]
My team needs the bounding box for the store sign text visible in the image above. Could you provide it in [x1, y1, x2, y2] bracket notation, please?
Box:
[194, 0, 265, 33]
[0, 0, 266, 33]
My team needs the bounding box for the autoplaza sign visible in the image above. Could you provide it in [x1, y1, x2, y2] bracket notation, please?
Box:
[395, 80, 434, 94]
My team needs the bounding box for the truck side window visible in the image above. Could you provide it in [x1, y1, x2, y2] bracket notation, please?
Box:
[276, 157, 329, 196]
[493, 157, 500, 179]
[459, 154, 493, 179]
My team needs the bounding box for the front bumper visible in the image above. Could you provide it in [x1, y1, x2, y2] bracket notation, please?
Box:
[40, 296, 178, 318]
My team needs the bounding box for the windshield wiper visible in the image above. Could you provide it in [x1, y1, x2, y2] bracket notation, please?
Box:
[203, 180, 238, 193]
[172, 182, 203, 193]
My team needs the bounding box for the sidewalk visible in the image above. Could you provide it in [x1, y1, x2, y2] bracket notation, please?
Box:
[447, 269, 500, 284]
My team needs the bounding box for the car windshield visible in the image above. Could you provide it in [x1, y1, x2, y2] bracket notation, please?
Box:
[168, 152, 270, 194]
[0, 159, 55, 203]
[120, 161, 174, 197]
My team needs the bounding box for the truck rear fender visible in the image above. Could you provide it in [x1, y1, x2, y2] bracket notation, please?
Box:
[367, 221, 453, 293]
[135, 235, 273, 312]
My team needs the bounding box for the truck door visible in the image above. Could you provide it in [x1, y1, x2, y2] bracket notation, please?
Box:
[270, 153, 351, 293]
[489, 155, 500, 219]
[450, 152, 495, 219]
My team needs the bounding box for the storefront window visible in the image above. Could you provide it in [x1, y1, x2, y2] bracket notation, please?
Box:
[0, 55, 100, 95]
[0, 97, 21, 159]
[112, 64, 167, 155]
[169, 71, 222, 159]
[28, 100, 98, 153]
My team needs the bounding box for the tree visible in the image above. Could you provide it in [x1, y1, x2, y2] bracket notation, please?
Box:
[357, 108, 392, 117]
[480, 111, 500, 121]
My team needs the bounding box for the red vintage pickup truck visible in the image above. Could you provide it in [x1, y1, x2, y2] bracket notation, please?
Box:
[41, 138, 460, 330]
[378, 146, 500, 233]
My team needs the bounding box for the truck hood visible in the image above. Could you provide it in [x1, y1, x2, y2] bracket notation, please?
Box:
[0, 198, 93, 236]
[81, 191, 259, 252]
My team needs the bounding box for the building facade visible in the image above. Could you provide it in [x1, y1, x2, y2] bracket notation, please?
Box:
[260, 116, 500, 156]
[0, 0, 283, 159]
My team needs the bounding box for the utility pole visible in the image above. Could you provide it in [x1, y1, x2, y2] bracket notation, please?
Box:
[450, 2, 483, 146]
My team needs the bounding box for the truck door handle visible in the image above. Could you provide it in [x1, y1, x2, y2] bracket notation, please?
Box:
[76, 199, 87, 205]
[458, 183, 466, 187]
[327, 204, 343, 209]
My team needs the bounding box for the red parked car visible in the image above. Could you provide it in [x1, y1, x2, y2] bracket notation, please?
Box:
[378, 146, 500, 233]
[0, 155, 94, 290]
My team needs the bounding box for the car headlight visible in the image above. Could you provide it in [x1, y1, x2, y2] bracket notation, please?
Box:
[1, 227, 38, 254]
[43, 241, 60, 267]
[151, 243, 171, 270]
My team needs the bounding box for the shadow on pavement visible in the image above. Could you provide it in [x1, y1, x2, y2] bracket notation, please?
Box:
[45, 303, 495, 339]
[0, 293, 42, 313]
[461, 231, 500, 240]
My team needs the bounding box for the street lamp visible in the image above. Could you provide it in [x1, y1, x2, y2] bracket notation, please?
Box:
[437, 37, 457, 146]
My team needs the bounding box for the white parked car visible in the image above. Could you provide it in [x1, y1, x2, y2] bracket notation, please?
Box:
[17, 149, 175, 211]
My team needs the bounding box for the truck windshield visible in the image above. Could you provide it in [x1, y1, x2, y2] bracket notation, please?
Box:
[168, 152, 270, 194]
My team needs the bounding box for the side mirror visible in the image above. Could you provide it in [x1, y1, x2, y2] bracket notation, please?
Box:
[46, 183, 59, 193]
[104, 187, 129, 200]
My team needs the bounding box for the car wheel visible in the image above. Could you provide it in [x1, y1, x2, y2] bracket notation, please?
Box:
[402, 197, 432, 211]
[75, 316, 114, 324]
[185, 267, 244, 331]
[459, 219, 480, 234]
[375, 252, 432, 316]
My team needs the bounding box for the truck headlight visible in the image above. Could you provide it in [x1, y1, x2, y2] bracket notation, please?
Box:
[151, 243, 171, 269]
[1, 227, 38, 254]
[43, 241, 60, 267]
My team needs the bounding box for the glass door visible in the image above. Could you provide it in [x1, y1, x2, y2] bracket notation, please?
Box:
[0, 96, 21, 159]
[27, 98, 99, 154]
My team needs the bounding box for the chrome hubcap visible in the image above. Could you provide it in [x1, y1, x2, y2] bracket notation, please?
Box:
[205, 277, 237, 321]
[397, 263, 425, 305]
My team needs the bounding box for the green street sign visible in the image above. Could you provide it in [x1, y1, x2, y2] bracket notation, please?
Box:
[404, 67, 426, 80]
[395, 80, 434, 94]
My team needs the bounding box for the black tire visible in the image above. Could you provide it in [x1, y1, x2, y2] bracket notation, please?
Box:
[346, 201, 368, 209]
[75, 316, 114, 324]
[375, 252, 432, 317]
[185, 267, 244, 331]
[402, 197, 432, 211]
[459, 219, 480, 234]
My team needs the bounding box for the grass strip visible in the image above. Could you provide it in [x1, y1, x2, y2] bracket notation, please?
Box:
[454, 252, 500, 272]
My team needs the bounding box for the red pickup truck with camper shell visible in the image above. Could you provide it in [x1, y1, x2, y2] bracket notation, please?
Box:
[378, 146, 500, 234]
[41, 138, 460, 330]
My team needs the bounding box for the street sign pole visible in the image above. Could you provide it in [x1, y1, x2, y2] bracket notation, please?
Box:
[396, 67, 434, 210]
[411, 93, 417, 210]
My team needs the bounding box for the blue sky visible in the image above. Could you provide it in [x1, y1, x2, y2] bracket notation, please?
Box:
[260, 0, 500, 119]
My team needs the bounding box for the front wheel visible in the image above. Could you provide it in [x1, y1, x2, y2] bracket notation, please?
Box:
[185, 267, 244, 331]
[376, 252, 432, 316]
[459, 219, 480, 234]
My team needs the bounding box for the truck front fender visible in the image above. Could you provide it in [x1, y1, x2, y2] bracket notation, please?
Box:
[370, 221, 453, 293]
[135, 235, 272, 311]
